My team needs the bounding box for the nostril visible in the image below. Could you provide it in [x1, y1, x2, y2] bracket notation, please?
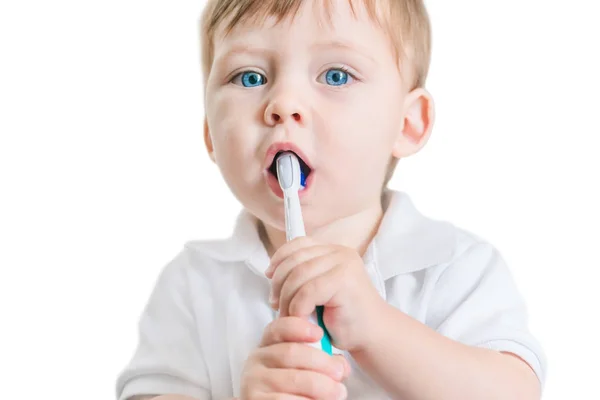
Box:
[268, 112, 301, 124]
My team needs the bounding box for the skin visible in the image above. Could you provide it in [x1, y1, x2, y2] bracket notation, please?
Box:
[138, 0, 541, 399]
[202, 0, 430, 257]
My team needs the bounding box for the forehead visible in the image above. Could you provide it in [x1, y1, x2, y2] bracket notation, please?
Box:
[211, 0, 392, 54]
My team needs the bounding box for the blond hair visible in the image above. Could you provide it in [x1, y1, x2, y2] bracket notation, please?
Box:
[199, 0, 432, 185]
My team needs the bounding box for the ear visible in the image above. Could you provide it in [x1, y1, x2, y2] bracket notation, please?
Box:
[203, 117, 216, 163]
[392, 88, 435, 159]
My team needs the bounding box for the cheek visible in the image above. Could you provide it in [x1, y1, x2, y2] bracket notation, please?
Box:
[206, 91, 264, 179]
[319, 90, 400, 162]
[209, 91, 249, 133]
[312, 87, 402, 198]
[208, 92, 260, 152]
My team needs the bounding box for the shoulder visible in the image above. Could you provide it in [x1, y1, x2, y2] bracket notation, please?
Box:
[417, 221, 515, 295]
[171, 238, 247, 283]
[420, 226, 548, 387]
[148, 208, 267, 305]
[375, 190, 504, 278]
[447, 224, 501, 263]
[436, 225, 511, 281]
[147, 237, 245, 301]
[419, 223, 528, 327]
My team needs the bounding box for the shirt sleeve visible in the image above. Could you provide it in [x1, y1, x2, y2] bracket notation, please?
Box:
[426, 241, 547, 390]
[116, 248, 212, 400]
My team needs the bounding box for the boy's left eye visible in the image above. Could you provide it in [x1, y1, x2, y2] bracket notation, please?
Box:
[318, 68, 354, 86]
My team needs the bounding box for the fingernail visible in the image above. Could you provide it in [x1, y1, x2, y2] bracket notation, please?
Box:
[338, 384, 347, 400]
[269, 289, 276, 305]
[310, 324, 322, 337]
[265, 262, 274, 275]
[335, 362, 345, 379]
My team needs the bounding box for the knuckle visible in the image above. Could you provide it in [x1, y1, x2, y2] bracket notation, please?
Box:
[305, 256, 320, 272]
[266, 319, 286, 340]
[261, 323, 276, 344]
[278, 316, 298, 334]
[246, 348, 259, 363]
[279, 317, 297, 339]
[282, 342, 301, 361]
[295, 236, 310, 245]
[246, 351, 265, 372]
[290, 252, 304, 266]
[283, 314, 301, 327]
[241, 366, 264, 394]
[330, 383, 346, 400]
[311, 276, 328, 295]
[313, 274, 325, 289]
[260, 367, 277, 387]
[287, 264, 302, 281]
[289, 296, 307, 317]
[295, 285, 311, 306]
[302, 374, 318, 395]
[321, 378, 343, 400]
[289, 369, 305, 390]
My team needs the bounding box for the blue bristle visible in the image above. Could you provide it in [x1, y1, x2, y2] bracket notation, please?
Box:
[300, 170, 306, 187]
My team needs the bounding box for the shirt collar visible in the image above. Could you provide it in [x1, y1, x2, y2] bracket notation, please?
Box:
[191, 190, 456, 280]
[372, 190, 456, 279]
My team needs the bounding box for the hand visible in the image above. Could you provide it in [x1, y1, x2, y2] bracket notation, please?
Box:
[266, 237, 386, 353]
[240, 316, 351, 400]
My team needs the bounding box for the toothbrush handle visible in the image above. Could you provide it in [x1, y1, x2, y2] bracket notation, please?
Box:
[284, 193, 305, 241]
[283, 191, 333, 355]
[315, 306, 333, 354]
[304, 309, 332, 354]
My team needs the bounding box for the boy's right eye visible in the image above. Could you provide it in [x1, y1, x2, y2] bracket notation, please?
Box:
[231, 71, 267, 87]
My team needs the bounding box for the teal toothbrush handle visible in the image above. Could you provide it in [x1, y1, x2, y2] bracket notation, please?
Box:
[316, 306, 333, 354]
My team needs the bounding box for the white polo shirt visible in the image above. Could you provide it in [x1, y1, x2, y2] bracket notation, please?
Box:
[116, 190, 546, 400]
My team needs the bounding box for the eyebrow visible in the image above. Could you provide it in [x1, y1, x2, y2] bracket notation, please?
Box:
[213, 39, 377, 68]
[310, 39, 377, 65]
[213, 45, 274, 67]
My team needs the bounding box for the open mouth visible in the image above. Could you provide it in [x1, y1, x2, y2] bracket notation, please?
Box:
[268, 151, 312, 185]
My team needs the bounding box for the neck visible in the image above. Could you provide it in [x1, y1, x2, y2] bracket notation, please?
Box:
[260, 196, 384, 258]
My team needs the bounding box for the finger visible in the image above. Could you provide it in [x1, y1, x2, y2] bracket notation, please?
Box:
[261, 394, 312, 400]
[271, 246, 340, 308]
[333, 355, 352, 380]
[288, 265, 345, 319]
[276, 251, 343, 316]
[258, 342, 347, 382]
[259, 316, 323, 347]
[262, 368, 347, 400]
[266, 236, 318, 277]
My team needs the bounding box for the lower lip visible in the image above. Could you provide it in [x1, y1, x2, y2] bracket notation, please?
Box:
[265, 171, 314, 199]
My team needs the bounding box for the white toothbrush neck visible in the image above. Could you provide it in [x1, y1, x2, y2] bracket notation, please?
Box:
[283, 188, 305, 240]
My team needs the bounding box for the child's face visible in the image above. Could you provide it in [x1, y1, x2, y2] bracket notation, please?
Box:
[204, 0, 432, 231]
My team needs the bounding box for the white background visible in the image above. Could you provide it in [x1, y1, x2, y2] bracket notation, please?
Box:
[1, 0, 598, 399]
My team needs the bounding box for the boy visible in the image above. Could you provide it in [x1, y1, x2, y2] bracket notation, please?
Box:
[116, 0, 547, 399]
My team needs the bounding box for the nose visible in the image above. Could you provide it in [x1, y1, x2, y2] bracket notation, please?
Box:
[264, 93, 309, 126]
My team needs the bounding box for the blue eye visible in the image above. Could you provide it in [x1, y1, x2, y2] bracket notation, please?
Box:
[324, 69, 350, 86]
[233, 71, 266, 87]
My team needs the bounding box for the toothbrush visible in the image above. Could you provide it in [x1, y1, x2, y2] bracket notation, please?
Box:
[276, 152, 333, 355]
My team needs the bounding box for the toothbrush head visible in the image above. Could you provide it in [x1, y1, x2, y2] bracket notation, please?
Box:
[276, 152, 303, 191]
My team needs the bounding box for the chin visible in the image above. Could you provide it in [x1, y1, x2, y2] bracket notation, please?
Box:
[243, 193, 286, 231]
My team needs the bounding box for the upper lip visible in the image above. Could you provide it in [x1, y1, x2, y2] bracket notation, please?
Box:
[263, 142, 313, 171]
